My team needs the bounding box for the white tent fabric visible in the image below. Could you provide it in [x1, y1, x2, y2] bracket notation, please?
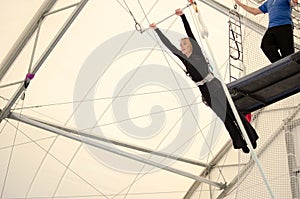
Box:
[1, 0, 299, 199]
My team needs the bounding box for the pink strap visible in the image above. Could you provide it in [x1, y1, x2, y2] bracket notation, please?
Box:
[26, 73, 35, 80]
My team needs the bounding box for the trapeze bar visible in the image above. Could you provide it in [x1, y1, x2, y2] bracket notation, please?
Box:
[8, 112, 226, 189]
[140, 3, 193, 33]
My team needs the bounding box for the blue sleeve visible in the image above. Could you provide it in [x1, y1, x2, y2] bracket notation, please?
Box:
[259, 1, 268, 13]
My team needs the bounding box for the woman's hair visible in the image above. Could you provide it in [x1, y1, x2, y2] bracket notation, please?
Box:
[180, 37, 189, 41]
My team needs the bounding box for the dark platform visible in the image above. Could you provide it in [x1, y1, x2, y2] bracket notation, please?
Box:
[227, 51, 300, 114]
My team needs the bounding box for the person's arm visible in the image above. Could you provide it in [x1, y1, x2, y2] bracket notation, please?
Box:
[175, 9, 196, 41]
[180, 14, 197, 41]
[150, 23, 184, 57]
[234, 0, 262, 15]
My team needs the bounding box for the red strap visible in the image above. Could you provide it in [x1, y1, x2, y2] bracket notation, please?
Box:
[245, 113, 252, 122]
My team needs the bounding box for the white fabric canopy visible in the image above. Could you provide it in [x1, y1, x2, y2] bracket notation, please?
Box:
[1, 1, 299, 198]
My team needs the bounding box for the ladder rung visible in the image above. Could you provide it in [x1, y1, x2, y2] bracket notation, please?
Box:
[230, 76, 238, 81]
[229, 39, 242, 45]
[229, 61, 243, 66]
[229, 21, 242, 28]
[230, 65, 243, 71]
[229, 46, 243, 52]
[229, 31, 242, 37]
[229, 56, 243, 61]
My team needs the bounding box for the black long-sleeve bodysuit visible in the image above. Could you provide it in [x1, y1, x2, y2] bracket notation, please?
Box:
[154, 14, 258, 153]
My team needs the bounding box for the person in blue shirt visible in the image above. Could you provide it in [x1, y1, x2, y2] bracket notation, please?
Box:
[235, 0, 298, 63]
[150, 9, 259, 153]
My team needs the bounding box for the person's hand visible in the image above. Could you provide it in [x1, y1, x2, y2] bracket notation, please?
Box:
[175, 8, 183, 16]
[234, 0, 242, 6]
[291, 0, 298, 6]
[149, 23, 157, 29]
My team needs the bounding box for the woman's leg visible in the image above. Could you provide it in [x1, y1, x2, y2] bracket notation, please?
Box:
[261, 29, 282, 63]
[275, 24, 294, 58]
[238, 112, 259, 149]
[204, 84, 249, 151]
[200, 80, 258, 153]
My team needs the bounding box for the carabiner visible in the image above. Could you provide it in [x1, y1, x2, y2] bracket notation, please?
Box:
[135, 23, 143, 33]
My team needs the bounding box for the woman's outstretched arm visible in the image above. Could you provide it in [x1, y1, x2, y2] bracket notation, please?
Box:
[150, 23, 184, 59]
[175, 9, 196, 42]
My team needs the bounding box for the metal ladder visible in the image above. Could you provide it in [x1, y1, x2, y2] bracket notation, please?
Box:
[228, 9, 244, 82]
[292, 5, 300, 51]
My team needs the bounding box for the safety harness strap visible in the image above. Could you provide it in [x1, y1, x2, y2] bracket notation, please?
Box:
[195, 72, 214, 86]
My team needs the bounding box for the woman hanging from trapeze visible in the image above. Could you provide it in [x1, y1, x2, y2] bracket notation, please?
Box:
[149, 8, 258, 153]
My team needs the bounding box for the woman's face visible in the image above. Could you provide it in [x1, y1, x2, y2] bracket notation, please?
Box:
[180, 38, 193, 57]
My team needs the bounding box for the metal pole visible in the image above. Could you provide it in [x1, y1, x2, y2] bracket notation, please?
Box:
[0, 0, 57, 82]
[8, 112, 226, 189]
[8, 112, 209, 168]
[209, 29, 277, 199]
[197, 0, 266, 35]
[184, 140, 232, 199]
[0, 0, 89, 123]
[284, 121, 300, 199]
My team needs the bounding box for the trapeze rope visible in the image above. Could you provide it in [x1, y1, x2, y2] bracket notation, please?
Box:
[122, 0, 142, 32]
